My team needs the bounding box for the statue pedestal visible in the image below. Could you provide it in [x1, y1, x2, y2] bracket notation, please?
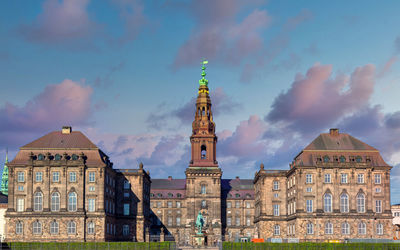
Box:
[193, 234, 205, 247]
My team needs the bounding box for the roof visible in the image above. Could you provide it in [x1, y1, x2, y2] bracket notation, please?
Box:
[22, 131, 98, 149]
[151, 179, 186, 190]
[304, 132, 378, 151]
[294, 130, 389, 167]
[222, 178, 253, 190]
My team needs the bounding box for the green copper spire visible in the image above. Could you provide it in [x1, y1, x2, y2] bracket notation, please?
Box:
[199, 60, 209, 87]
[1, 149, 9, 195]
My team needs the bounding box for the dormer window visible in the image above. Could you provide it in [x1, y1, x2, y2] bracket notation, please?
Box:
[38, 154, 45, 161]
[201, 145, 207, 159]
[55, 154, 62, 161]
[71, 154, 78, 161]
[340, 156, 346, 163]
[323, 156, 330, 163]
[356, 156, 362, 163]
[168, 193, 173, 198]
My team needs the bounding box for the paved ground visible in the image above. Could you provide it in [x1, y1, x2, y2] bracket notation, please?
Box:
[179, 246, 219, 250]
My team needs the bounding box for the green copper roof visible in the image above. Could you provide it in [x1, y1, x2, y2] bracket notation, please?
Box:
[1, 150, 8, 195]
[199, 60, 209, 86]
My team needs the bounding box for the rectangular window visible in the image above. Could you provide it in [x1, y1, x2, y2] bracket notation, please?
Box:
[124, 192, 129, 198]
[227, 202, 232, 208]
[124, 180, 130, 189]
[375, 174, 381, 184]
[35, 172, 43, 182]
[306, 174, 312, 184]
[176, 217, 181, 226]
[235, 201, 240, 208]
[341, 173, 348, 184]
[324, 174, 331, 183]
[246, 202, 251, 208]
[88, 199, 95, 212]
[17, 172, 25, 182]
[157, 202, 162, 208]
[375, 200, 382, 213]
[357, 174, 364, 184]
[17, 185, 24, 191]
[273, 181, 279, 190]
[306, 187, 312, 192]
[167, 216, 172, 226]
[89, 186, 95, 192]
[69, 172, 77, 182]
[167, 201, 172, 208]
[235, 217, 240, 226]
[201, 185, 206, 194]
[176, 201, 181, 208]
[89, 172, 96, 182]
[273, 204, 280, 216]
[227, 217, 232, 226]
[52, 172, 59, 182]
[123, 225, 129, 236]
[306, 200, 313, 213]
[123, 203, 130, 215]
[376, 187, 381, 193]
[246, 217, 251, 226]
[17, 198, 24, 212]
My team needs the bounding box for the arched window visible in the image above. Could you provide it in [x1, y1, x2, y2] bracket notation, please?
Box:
[38, 154, 45, 160]
[67, 221, 76, 234]
[87, 221, 95, 234]
[201, 184, 206, 194]
[50, 221, 59, 234]
[340, 193, 349, 213]
[16, 221, 23, 235]
[324, 193, 332, 212]
[325, 222, 333, 234]
[202, 107, 205, 116]
[356, 156, 362, 163]
[306, 223, 314, 234]
[150, 193, 154, 198]
[357, 193, 365, 213]
[34, 192, 43, 212]
[339, 156, 346, 163]
[358, 222, 366, 235]
[71, 154, 78, 160]
[157, 193, 162, 198]
[55, 154, 62, 161]
[68, 192, 77, 212]
[323, 155, 330, 163]
[33, 221, 42, 234]
[273, 225, 280, 235]
[235, 193, 240, 198]
[168, 193, 173, 198]
[201, 145, 207, 159]
[177, 193, 182, 198]
[51, 192, 60, 212]
[376, 223, 383, 235]
[342, 222, 350, 235]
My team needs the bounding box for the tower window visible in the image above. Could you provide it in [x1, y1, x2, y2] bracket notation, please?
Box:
[202, 107, 205, 116]
[201, 145, 207, 159]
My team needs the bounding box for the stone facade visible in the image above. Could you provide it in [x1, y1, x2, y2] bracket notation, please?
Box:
[5, 127, 150, 242]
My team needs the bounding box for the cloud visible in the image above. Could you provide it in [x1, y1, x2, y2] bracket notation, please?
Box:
[0, 79, 93, 148]
[240, 9, 313, 83]
[377, 56, 397, 78]
[172, 0, 271, 70]
[146, 87, 241, 129]
[18, 0, 99, 47]
[266, 63, 375, 133]
[111, 0, 148, 45]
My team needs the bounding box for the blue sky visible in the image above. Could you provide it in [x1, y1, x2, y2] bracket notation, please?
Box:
[1, 0, 400, 203]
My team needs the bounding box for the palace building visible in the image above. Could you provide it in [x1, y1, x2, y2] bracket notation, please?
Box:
[4, 64, 393, 243]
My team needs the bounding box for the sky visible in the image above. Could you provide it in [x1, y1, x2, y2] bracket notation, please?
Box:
[1, 0, 400, 203]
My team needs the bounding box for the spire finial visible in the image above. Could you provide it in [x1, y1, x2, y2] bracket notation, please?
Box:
[199, 60, 209, 87]
[5, 148, 8, 164]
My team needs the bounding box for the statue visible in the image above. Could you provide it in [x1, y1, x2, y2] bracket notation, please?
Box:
[195, 211, 204, 235]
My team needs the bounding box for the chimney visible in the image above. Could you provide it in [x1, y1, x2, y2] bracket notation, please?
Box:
[62, 126, 72, 134]
[168, 176, 172, 181]
[329, 128, 339, 136]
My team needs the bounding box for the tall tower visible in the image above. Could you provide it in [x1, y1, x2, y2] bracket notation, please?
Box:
[185, 61, 222, 244]
[1, 150, 9, 195]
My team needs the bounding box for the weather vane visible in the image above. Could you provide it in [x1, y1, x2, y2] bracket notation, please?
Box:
[199, 60, 208, 87]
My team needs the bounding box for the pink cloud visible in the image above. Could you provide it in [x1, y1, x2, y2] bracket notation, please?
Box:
[266, 63, 375, 132]
[172, 0, 271, 69]
[0, 79, 93, 147]
[19, 0, 99, 44]
[378, 56, 398, 78]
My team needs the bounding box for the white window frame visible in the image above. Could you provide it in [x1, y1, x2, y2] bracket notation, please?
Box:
[35, 172, 42, 182]
[306, 200, 313, 213]
[341, 173, 348, 184]
[89, 172, 96, 182]
[33, 221, 42, 235]
[376, 223, 383, 235]
[88, 198, 96, 212]
[375, 174, 381, 184]
[340, 193, 349, 213]
[342, 222, 350, 235]
[273, 204, 280, 216]
[273, 181, 279, 190]
[324, 193, 332, 212]
[375, 200, 382, 213]
[52, 172, 60, 182]
[306, 174, 312, 184]
[325, 222, 333, 235]
[17, 198, 24, 212]
[357, 174, 364, 184]
[69, 172, 77, 182]
[358, 222, 366, 235]
[16, 221, 23, 235]
[357, 193, 365, 213]
[17, 172, 24, 182]
[307, 223, 314, 234]
[67, 221, 76, 235]
[50, 221, 59, 235]
[68, 192, 77, 212]
[324, 174, 331, 183]
[274, 225, 280, 235]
